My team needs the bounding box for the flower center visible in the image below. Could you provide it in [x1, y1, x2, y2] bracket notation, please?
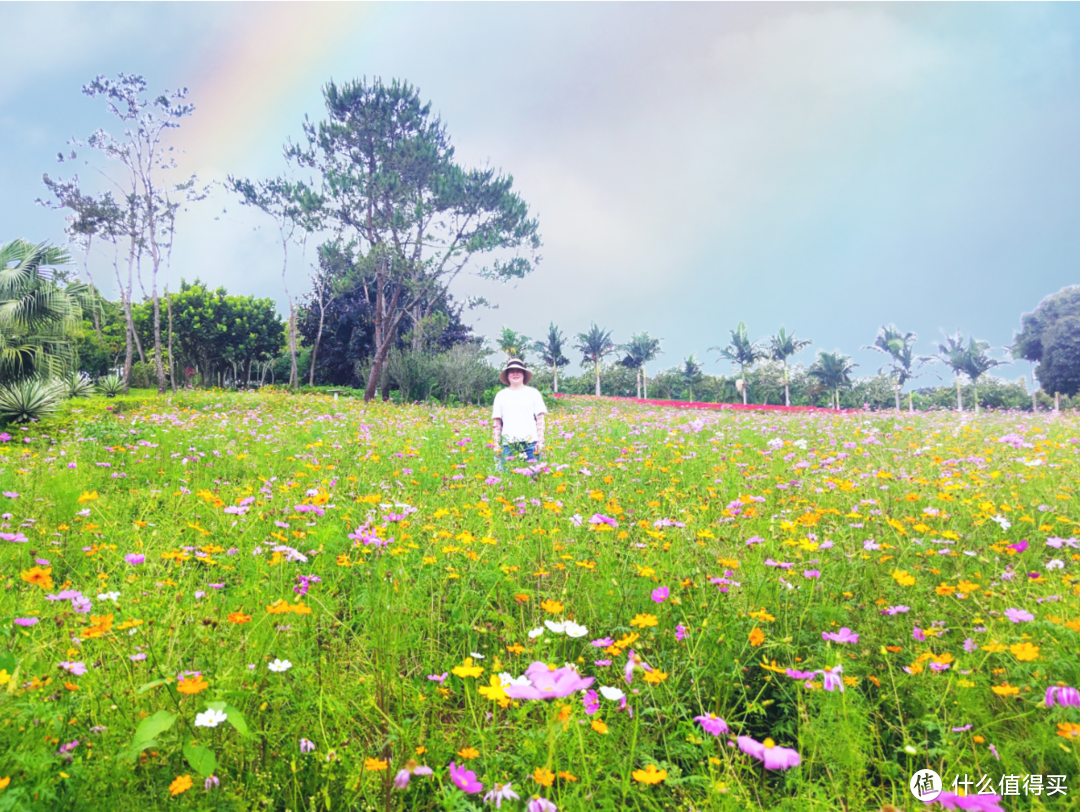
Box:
[764, 738, 775, 749]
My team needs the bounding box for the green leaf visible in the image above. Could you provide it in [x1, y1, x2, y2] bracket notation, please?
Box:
[0, 652, 16, 673]
[223, 705, 249, 737]
[120, 737, 157, 763]
[136, 678, 168, 694]
[183, 743, 217, 777]
[131, 710, 176, 748]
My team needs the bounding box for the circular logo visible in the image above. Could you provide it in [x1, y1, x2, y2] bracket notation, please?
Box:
[909, 769, 942, 801]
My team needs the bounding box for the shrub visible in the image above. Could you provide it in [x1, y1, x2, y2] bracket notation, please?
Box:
[97, 373, 127, 398]
[0, 378, 63, 424]
[61, 371, 95, 399]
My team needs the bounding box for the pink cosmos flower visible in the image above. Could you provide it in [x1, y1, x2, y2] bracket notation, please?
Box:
[1046, 685, 1080, 708]
[483, 782, 520, 808]
[913, 626, 926, 641]
[527, 798, 558, 812]
[582, 690, 599, 715]
[124, 553, 145, 565]
[1004, 608, 1034, 623]
[675, 625, 687, 642]
[448, 762, 483, 794]
[14, 617, 38, 626]
[503, 661, 594, 700]
[737, 736, 801, 770]
[651, 586, 669, 604]
[694, 713, 729, 736]
[803, 569, 820, 579]
[59, 661, 87, 676]
[427, 673, 448, 684]
[821, 627, 858, 644]
[588, 513, 618, 528]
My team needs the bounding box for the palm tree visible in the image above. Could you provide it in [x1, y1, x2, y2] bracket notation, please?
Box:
[808, 350, 857, 409]
[532, 323, 569, 393]
[768, 327, 812, 406]
[710, 322, 764, 404]
[619, 332, 662, 398]
[959, 336, 1006, 416]
[497, 327, 531, 361]
[937, 330, 968, 412]
[681, 354, 704, 401]
[574, 323, 617, 397]
[0, 240, 91, 384]
[864, 325, 933, 411]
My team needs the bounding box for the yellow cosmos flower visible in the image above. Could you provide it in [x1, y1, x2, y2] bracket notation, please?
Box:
[1010, 642, 1039, 662]
[540, 599, 564, 614]
[630, 613, 658, 628]
[992, 684, 1020, 697]
[533, 767, 555, 787]
[457, 747, 479, 760]
[632, 764, 668, 785]
[451, 658, 484, 679]
[478, 676, 509, 704]
[77, 491, 99, 502]
[365, 758, 388, 771]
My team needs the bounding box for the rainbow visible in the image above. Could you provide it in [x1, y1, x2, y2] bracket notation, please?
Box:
[176, 3, 374, 173]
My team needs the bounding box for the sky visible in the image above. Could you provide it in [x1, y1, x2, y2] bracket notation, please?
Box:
[3, 2, 1080, 385]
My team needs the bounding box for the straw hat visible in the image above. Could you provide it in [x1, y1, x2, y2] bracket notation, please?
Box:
[499, 358, 533, 385]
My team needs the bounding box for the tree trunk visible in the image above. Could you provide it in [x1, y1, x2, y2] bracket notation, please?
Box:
[364, 256, 404, 402]
[783, 363, 790, 406]
[309, 291, 326, 387]
[894, 385, 901, 411]
[1055, 391, 1061, 412]
[152, 290, 166, 394]
[1030, 361, 1037, 412]
[643, 367, 647, 399]
[166, 288, 176, 393]
[594, 363, 601, 397]
[956, 377, 963, 411]
[636, 368, 641, 399]
[908, 390, 914, 413]
[553, 364, 558, 394]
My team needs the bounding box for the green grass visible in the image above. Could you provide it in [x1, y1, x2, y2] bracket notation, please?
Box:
[0, 390, 1077, 811]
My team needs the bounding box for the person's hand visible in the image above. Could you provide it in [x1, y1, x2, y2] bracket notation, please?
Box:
[535, 439, 544, 454]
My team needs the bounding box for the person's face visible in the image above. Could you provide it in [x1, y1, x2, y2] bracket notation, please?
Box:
[508, 371, 525, 385]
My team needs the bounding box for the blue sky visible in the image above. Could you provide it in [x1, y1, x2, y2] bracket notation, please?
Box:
[3, 2, 1079, 385]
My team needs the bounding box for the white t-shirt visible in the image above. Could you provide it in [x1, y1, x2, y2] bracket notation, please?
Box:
[492, 385, 547, 443]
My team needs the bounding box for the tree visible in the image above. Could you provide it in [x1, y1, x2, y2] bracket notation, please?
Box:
[619, 332, 662, 398]
[284, 77, 541, 402]
[936, 330, 968, 412]
[226, 177, 321, 388]
[767, 327, 812, 406]
[865, 325, 933, 411]
[710, 323, 764, 405]
[1013, 286, 1080, 411]
[497, 328, 531, 361]
[533, 323, 569, 393]
[0, 240, 95, 383]
[681, 354, 704, 401]
[43, 73, 200, 395]
[807, 350, 857, 409]
[937, 331, 1005, 416]
[574, 323, 617, 397]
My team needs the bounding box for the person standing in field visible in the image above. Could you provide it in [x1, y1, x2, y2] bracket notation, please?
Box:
[491, 358, 547, 471]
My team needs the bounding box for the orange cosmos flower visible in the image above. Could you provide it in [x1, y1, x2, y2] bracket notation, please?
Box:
[228, 612, 252, 624]
[176, 675, 209, 695]
[20, 567, 54, 591]
[540, 599, 564, 614]
[1057, 722, 1080, 739]
[364, 758, 388, 771]
[533, 767, 555, 787]
[749, 628, 766, 647]
[591, 719, 609, 735]
[169, 775, 192, 795]
[991, 684, 1019, 697]
[457, 747, 480, 760]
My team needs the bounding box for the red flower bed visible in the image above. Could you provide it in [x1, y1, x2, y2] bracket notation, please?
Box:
[550, 393, 852, 414]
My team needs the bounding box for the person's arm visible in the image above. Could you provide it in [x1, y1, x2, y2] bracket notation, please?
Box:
[493, 417, 503, 447]
[535, 413, 545, 452]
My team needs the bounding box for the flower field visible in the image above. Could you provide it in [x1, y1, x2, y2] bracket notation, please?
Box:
[0, 391, 1078, 811]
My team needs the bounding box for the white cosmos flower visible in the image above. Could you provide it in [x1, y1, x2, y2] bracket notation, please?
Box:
[499, 672, 530, 687]
[1047, 559, 1065, 570]
[563, 621, 588, 638]
[195, 708, 227, 728]
[97, 591, 121, 602]
[470, 652, 485, 659]
[599, 686, 625, 701]
[268, 658, 293, 673]
[527, 627, 545, 639]
[544, 620, 566, 634]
